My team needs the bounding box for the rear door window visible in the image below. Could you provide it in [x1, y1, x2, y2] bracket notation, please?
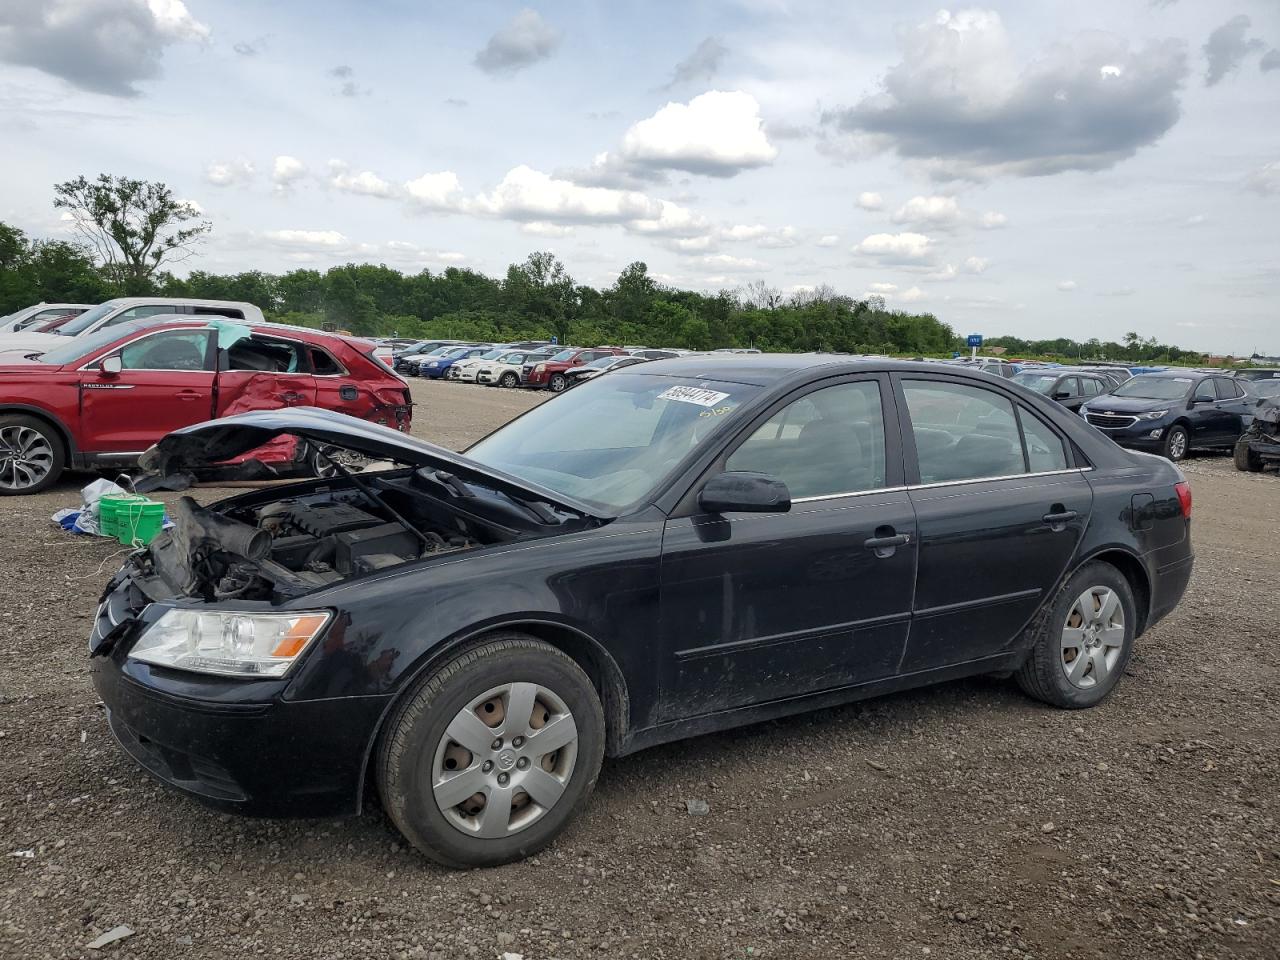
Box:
[1081, 377, 1103, 396]
[309, 347, 344, 375]
[1214, 378, 1242, 401]
[902, 380, 1024, 483]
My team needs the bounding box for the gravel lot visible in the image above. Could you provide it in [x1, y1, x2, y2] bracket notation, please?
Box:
[2, 378, 1277, 960]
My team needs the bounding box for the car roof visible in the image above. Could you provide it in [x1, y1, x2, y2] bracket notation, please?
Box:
[104, 316, 351, 346]
[631, 353, 1034, 387]
[98, 296, 263, 310]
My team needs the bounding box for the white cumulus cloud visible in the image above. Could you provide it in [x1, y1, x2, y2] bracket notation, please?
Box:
[1057, 279, 1078, 291]
[856, 191, 884, 210]
[205, 158, 254, 187]
[272, 156, 307, 190]
[854, 232, 934, 263]
[892, 195, 961, 228]
[620, 90, 778, 177]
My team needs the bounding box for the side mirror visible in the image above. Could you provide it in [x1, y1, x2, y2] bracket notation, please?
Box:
[698, 471, 791, 514]
[100, 355, 123, 376]
[1053, 390, 1071, 400]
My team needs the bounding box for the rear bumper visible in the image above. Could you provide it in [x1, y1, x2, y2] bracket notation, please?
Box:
[1244, 439, 1280, 462]
[1147, 553, 1194, 632]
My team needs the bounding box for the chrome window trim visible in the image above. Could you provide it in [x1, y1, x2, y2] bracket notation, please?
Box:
[788, 467, 1092, 503]
[908, 467, 1092, 492]
[790, 485, 907, 504]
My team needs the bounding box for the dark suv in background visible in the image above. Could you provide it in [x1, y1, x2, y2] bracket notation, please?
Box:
[1079, 371, 1254, 461]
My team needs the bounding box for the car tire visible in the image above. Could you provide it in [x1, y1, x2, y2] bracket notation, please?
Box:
[548, 373, 568, 393]
[0, 414, 66, 495]
[1234, 438, 1263, 472]
[1163, 424, 1189, 462]
[499, 372, 519, 388]
[1015, 562, 1137, 709]
[376, 634, 605, 869]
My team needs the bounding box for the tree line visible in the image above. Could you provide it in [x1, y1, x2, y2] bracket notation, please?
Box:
[0, 174, 1209, 364]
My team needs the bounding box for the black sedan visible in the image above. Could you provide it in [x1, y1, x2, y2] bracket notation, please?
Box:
[90, 357, 1194, 868]
[1079, 371, 1254, 461]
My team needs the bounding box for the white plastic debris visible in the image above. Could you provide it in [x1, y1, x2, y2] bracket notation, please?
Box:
[86, 925, 135, 949]
[685, 798, 710, 816]
[8, 849, 34, 859]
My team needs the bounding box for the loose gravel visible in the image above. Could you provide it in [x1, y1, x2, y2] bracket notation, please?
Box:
[1, 379, 1276, 959]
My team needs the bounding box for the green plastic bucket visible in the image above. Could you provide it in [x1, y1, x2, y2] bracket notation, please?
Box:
[115, 498, 165, 546]
[98, 494, 146, 539]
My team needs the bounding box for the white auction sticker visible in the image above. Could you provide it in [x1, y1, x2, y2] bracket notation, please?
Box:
[658, 385, 732, 407]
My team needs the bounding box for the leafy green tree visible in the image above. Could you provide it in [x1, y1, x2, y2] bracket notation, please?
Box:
[52, 175, 210, 293]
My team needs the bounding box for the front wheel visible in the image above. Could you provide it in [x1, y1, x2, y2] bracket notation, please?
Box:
[1163, 424, 1189, 462]
[377, 635, 605, 868]
[1234, 438, 1263, 472]
[1015, 562, 1136, 709]
[548, 373, 568, 393]
[0, 414, 65, 495]
[499, 371, 519, 388]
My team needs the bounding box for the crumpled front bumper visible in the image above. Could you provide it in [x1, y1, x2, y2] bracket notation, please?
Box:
[89, 577, 390, 817]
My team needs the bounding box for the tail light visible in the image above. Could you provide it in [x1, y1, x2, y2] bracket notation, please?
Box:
[1174, 481, 1192, 519]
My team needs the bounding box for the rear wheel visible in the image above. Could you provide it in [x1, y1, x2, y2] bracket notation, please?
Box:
[1016, 562, 1136, 709]
[1163, 424, 1189, 462]
[1234, 438, 1263, 472]
[377, 635, 605, 868]
[499, 371, 519, 388]
[0, 414, 65, 495]
[548, 373, 568, 393]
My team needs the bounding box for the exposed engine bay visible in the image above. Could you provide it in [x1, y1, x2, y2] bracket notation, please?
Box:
[136, 466, 589, 603]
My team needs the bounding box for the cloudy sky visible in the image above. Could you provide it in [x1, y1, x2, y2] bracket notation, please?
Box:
[1, 0, 1277, 353]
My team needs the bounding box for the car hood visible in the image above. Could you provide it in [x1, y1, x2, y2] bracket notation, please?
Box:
[1084, 394, 1181, 414]
[137, 407, 606, 518]
[0, 332, 64, 353]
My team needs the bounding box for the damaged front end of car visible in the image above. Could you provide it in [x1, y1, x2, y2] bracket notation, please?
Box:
[108, 408, 606, 607]
[1236, 400, 1280, 472]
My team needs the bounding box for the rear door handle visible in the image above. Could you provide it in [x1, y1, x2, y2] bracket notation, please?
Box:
[864, 531, 910, 558]
[1043, 509, 1079, 529]
[176, 390, 202, 401]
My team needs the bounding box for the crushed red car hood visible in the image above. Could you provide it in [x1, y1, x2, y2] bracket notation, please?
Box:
[138, 407, 604, 518]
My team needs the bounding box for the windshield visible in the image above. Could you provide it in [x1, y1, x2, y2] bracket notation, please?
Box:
[51, 301, 118, 337]
[467, 373, 759, 513]
[548, 349, 575, 362]
[1112, 376, 1193, 400]
[497, 352, 525, 363]
[477, 348, 506, 360]
[35, 320, 149, 365]
[583, 356, 618, 370]
[1012, 372, 1059, 394]
[438, 347, 469, 359]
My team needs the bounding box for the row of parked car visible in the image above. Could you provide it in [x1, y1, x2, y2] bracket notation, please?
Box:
[391, 340, 718, 392]
[1005, 362, 1280, 467]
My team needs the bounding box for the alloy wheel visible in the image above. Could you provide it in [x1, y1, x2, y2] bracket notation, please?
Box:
[1060, 586, 1125, 689]
[0, 425, 54, 492]
[432, 682, 579, 838]
[1168, 429, 1187, 460]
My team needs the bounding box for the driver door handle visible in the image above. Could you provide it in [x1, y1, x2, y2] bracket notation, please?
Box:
[864, 531, 910, 558]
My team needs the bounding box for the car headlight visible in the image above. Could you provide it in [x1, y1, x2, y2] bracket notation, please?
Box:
[427, 361, 438, 368]
[129, 609, 331, 678]
[535, 363, 546, 372]
[1138, 409, 1169, 420]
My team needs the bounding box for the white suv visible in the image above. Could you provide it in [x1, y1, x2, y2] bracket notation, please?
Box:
[0, 297, 266, 355]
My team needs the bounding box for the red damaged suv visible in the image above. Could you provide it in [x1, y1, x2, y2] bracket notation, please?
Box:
[0, 318, 412, 494]
[523, 346, 628, 392]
